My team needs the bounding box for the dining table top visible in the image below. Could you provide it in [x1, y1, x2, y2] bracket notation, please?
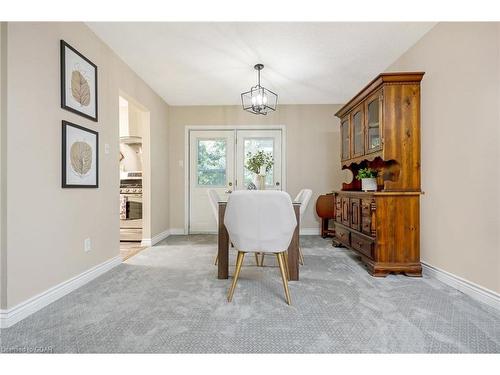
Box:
[218, 198, 301, 205]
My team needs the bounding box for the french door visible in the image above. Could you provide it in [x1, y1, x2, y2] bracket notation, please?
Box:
[189, 128, 283, 233]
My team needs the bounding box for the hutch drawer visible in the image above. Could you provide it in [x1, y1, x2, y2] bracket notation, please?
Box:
[351, 232, 375, 260]
[335, 224, 350, 247]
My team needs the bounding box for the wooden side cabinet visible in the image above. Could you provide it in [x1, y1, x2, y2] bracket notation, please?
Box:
[333, 191, 421, 277]
[333, 72, 424, 277]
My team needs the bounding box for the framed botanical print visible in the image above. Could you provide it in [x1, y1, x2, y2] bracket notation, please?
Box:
[60, 40, 98, 121]
[62, 121, 99, 188]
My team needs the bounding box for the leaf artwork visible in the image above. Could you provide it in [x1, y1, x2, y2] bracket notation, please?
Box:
[70, 141, 93, 178]
[71, 70, 91, 106]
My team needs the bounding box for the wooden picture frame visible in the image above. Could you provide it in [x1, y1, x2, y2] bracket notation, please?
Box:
[60, 40, 98, 122]
[62, 121, 99, 188]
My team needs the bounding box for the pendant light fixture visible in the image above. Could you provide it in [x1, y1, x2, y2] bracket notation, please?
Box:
[241, 64, 278, 115]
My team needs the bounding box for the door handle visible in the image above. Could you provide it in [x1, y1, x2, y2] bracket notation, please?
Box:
[225, 190, 232, 194]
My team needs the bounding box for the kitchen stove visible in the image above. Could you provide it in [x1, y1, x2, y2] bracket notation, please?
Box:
[120, 171, 143, 242]
[120, 186, 142, 194]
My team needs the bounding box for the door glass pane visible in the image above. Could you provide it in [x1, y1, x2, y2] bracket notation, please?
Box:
[243, 138, 274, 188]
[353, 111, 363, 155]
[341, 120, 349, 159]
[197, 139, 226, 186]
[367, 99, 380, 150]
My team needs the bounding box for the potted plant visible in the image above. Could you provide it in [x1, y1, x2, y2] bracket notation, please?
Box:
[356, 168, 378, 192]
[245, 150, 274, 190]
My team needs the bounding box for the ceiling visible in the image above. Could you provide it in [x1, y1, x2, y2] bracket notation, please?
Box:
[87, 22, 435, 106]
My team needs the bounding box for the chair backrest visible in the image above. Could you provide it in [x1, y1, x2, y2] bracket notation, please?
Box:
[224, 190, 297, 253]
[294, 189, 313, 217]
[207, 189, 220, 225]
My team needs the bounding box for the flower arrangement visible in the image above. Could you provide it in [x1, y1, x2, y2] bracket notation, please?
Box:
[245, 150, 274, 176]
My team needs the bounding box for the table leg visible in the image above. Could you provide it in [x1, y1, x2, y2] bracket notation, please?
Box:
[287, 204, 300, 281]
[218, 203, 229, 279]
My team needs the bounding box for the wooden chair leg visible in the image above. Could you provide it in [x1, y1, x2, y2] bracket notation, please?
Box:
[255, 252, 260, 266]
[260, 253, 265, 266]
[227, 251, 245, 302]
[214, 254, 219, 266]
[276, 252, 291, 305]
[299, 247, 304, 265]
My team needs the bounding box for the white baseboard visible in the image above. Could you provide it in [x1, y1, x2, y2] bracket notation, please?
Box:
[140, 239, 152, 247]
[0, 256, 122, 329]
[422, 262, 500, 311]
[169, 228, 186, 235]
[141, 229, 170, 247]
[300, 228, 321, 235]
[141, 228, 186, 247]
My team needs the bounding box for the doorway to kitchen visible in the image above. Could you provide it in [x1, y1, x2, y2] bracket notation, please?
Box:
[119, 94, 151, 260]
[187, 126, 285, 234]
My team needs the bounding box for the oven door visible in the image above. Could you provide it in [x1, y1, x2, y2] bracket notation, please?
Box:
[120, 194, 143, 241]
[124, 194, 142, 220]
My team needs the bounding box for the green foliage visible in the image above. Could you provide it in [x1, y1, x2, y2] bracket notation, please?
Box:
[356, 167, 378, 180]
[245, 150, 274, 175]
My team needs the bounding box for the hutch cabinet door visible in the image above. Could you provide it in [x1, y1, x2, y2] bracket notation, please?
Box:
[335, 195, 342, 222]
[351, 105, 365, 158]
[365, 90, 383, 154]
[341, 197, 350, 226]
[361, 199, 373, 236]
[349, 198, 361, 231]
[340, 116, 350, 161]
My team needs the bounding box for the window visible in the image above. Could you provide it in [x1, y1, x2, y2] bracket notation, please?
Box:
[197, 139, 226, 186]
[243, 138, 274, 188]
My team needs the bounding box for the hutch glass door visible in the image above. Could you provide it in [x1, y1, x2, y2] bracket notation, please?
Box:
[352, 106, 364, 158]
[366, 92, 382, 153]
[341, 118, 350, 161]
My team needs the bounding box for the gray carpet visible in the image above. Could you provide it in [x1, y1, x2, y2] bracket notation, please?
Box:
[1, 235, 499, 353]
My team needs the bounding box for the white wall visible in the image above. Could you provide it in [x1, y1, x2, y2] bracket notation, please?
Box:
[3, 22, 170, 309]
[387, 22, 500, 293]
[0, 22, 7, 310]
[168, 104, 344, 232]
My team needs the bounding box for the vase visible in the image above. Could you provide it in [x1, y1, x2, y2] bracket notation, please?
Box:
[254, 174, 266, 190]
[361, 177, 377, 192]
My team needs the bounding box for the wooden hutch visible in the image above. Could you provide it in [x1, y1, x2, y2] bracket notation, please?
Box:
[333, 72, 424, 277]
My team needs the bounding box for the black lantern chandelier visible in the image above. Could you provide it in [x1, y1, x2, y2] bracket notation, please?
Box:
[241, 64, 278, 115]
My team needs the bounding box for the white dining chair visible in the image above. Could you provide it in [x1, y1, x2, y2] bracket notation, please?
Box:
[294, 188, 313, 265]
[261, 188, 313, 267]
[207, 189, 259, 266]
[224, 190, 297, 305]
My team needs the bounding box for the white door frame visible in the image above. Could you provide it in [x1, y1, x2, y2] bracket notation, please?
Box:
[184, 125, 287, 234]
